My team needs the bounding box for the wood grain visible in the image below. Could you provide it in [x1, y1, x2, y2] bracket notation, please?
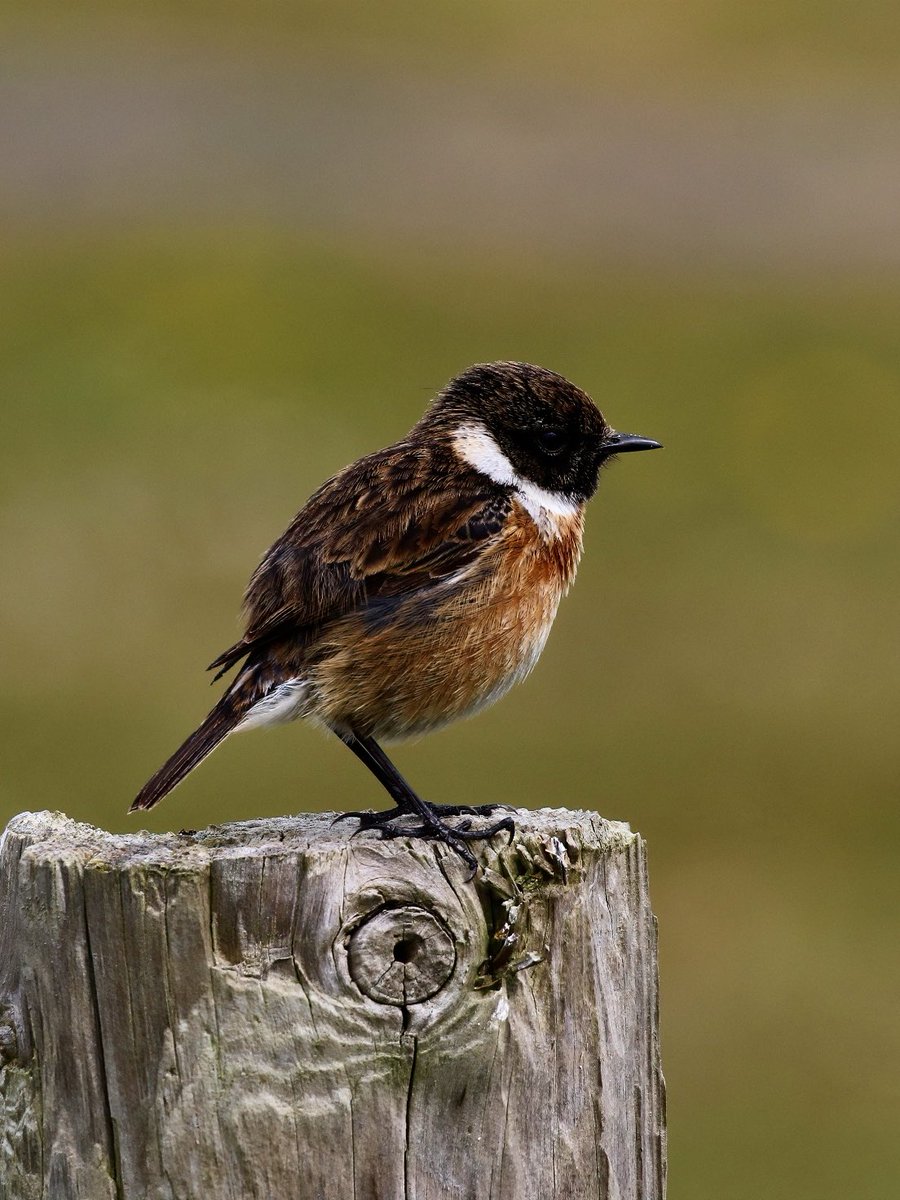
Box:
[0, 808, 665, 1199]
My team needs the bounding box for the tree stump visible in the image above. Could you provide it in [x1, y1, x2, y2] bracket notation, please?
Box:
[0, 808, 665, 1199]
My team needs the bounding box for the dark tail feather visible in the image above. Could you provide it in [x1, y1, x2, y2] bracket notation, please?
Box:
[207, 639, 250, 682]
[130, 700, 240, 812]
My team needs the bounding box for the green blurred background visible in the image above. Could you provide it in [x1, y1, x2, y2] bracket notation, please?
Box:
[2, 4, 899, 1196]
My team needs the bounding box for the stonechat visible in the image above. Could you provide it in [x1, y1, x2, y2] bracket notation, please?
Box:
[132, 362, 660, 867]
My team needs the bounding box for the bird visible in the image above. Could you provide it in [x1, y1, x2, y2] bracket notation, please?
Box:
[131, 361, 660, 868]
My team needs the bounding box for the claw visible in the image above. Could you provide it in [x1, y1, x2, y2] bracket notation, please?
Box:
[336, 807, 417, 833]
[445, 815, 516, 845]
[355, 811, 397, 831]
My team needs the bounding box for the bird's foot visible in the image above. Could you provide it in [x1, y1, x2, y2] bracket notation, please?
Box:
[334, 803, 515, 871]
[333, 801, 510, 829]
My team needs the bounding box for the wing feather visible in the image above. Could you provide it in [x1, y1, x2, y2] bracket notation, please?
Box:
[208, 441, 509, 677]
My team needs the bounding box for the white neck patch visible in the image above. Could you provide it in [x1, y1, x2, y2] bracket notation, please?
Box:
[452, 422, 579, 535]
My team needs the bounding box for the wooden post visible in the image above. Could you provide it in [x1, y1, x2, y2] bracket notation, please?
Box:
[0, 808, 665, 1199]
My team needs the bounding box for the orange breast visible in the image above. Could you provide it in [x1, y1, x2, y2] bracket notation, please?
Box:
[309, 505, 584, 740]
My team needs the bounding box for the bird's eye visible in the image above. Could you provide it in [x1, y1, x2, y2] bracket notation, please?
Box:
[534, 427, 568, 455]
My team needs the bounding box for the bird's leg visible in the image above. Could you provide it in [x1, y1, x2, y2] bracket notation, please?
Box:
[333, 731, 515, 869]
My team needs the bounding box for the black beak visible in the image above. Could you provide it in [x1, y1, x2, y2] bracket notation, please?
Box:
[600, 431, 662, 459]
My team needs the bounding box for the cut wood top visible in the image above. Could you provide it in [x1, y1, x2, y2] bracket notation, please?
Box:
[3, 805, 636, 871]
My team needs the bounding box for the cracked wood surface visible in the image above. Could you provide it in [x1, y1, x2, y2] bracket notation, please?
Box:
[0, 808, 665, 1199]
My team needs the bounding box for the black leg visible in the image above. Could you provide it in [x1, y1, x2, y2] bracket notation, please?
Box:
[333, 730, 515, 870]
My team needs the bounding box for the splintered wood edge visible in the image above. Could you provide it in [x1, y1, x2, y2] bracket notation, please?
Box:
[1, 807, 637, 871]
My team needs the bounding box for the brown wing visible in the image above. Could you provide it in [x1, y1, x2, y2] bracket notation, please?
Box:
[208, 439, 510, 678]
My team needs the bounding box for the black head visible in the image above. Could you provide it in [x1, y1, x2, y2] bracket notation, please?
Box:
[421, 361, 660, 503]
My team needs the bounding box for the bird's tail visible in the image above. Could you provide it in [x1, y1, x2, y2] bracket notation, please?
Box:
[130, 698, 241, 813]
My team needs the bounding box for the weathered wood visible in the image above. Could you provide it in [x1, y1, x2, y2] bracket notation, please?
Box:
[0, 808, 665, 1199]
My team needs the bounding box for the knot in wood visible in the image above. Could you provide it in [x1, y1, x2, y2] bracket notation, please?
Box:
[347, 905, 456, 1005]
[0, 1020, 18, 1064]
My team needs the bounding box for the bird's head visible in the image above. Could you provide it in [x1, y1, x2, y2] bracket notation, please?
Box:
[421, 361, 660, 504]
